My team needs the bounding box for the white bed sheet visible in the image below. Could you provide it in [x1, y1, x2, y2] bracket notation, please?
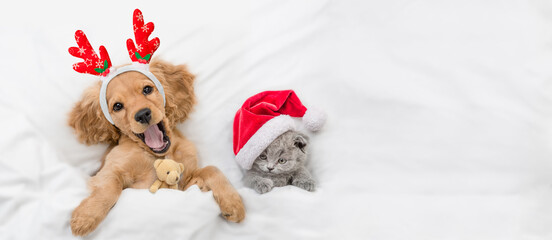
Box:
[1, 0, 552, 239]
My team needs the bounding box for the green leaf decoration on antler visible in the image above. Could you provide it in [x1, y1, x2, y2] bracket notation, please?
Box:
[135, 52, 151, 61]
[94, 60, 109, 74]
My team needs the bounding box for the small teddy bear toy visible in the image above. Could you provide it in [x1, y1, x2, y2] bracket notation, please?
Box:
[149, 159, 185, 193]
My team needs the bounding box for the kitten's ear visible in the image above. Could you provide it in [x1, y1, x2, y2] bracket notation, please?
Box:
[293, 132, 309, 152]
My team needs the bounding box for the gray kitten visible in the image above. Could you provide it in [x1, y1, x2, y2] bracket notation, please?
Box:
[244, 130, 316, 194]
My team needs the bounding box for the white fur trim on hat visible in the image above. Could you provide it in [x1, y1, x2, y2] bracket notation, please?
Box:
[235, 115, 296, 170]
[303, 107, 326, 131]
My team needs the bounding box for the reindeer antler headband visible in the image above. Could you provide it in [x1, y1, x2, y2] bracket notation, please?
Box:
[69, 9, 165, 124]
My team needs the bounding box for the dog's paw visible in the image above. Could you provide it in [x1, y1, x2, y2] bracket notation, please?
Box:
[216, 191, 246, 223]
[253, 178, 274, 194]
[70, 202, 103, 236]
[184, 178, 210, 192]
[292, 178, 316, 192]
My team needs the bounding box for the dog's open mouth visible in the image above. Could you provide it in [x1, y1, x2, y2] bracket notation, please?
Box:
[135, 121, 171, 154]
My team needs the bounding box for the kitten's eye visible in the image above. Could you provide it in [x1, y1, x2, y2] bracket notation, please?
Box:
[278, 158, 287, 164]
[143, 86, 153, 95]
[113, 102, 124, 112]
[259, 154, 267, 160]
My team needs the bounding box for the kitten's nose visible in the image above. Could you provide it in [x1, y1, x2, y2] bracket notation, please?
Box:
[267, 167, 274, 172]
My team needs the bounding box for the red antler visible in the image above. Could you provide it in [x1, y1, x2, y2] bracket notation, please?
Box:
[126, 9, 160, 64]
[68, 30, 112, 76]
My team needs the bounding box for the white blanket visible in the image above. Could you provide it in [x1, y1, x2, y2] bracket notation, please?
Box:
[1, 0, 551, 239]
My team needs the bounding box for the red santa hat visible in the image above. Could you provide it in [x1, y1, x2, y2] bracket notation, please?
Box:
[233, 90, 326, 169]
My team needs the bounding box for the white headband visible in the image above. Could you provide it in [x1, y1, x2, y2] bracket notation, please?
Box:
[99, 63, 166, 124]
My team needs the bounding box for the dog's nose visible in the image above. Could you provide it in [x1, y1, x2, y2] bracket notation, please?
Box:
[135, 108, 152, 124]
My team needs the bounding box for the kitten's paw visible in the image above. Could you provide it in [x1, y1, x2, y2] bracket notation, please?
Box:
[254, 178, 274, 194]
[293, 178, 316, 192]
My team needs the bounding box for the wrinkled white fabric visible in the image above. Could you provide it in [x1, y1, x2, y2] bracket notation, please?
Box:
[1, 0, 551, 239]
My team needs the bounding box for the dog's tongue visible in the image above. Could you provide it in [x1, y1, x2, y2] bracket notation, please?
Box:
[144, 124, 164, 149]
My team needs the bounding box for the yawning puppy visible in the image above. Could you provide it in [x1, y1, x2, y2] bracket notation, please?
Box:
[68, 59, 245, 236]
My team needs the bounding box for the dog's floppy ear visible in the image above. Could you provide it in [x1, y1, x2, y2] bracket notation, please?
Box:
[68, 82, 120, 145]
[149, 59, 196, 126]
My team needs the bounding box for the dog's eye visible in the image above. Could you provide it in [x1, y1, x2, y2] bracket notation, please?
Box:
[278, 158, 287, 164]
[259, 154, 267, 160]
[166, 171, 170, 175]
[143, 86, 153, 95]
[113, 102, 124, 112]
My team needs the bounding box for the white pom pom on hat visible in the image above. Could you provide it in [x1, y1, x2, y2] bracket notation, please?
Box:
[302, 106, 326, 132]
[233, 90, 326, 170]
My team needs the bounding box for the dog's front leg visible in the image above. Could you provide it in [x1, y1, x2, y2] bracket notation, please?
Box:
[185, 166, 246, 222]
[71, 170, 123, 236]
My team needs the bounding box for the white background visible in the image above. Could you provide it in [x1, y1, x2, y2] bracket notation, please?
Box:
[1, 0, 552, 239]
